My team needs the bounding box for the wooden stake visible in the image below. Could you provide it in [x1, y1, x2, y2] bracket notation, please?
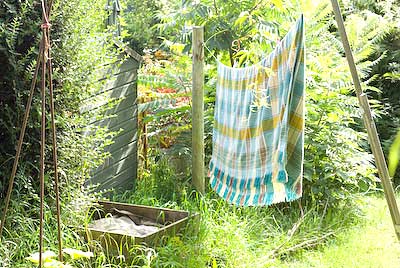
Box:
[330, 0, 400, 241]
[39, 34, 46, 267]
[142, 112, 148, 170]
[192, 26, 205, 193]
[0, 2, 64, 264]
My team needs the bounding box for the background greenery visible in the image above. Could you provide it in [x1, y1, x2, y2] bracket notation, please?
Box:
[0, 0, 399, 267]
[135, 0, 399, 209]
[0, 0, 120, 266]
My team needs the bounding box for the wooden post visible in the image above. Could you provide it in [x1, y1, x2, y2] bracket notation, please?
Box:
[330, 0, 400, 241]
[192, 26, 205, 193]
[142, 112, 148, 170]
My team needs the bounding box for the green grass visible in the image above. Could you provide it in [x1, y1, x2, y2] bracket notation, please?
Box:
[1, 177, 399, 268]
[280, 195, 400, 268]
[108, 170, 378, 267]
[112, 172, 399, 268]
[149, 196, 400, 268]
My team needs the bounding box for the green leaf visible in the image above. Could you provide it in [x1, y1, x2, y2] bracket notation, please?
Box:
[234, 11, 249, 27]
[212, 258, 218, 268]
[26, 251, 57, 264]
[270, 0, 284, 11]
[389, 131, 400, 177]
[63, 248, 94, 260]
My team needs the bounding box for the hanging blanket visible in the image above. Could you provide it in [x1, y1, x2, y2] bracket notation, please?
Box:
[209, 15, 305, 206]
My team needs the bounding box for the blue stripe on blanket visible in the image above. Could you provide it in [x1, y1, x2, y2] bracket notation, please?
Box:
[208, 15, 305, 206]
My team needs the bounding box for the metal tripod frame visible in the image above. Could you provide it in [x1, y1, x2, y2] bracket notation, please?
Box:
[0, 0, 63, 266]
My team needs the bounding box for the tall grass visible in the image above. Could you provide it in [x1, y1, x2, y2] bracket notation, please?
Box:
[0, 155, 376, 268]
[106, 158, 363, 268]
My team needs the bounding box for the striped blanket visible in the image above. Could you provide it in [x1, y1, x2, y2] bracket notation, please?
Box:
[209, 15, 305, 206]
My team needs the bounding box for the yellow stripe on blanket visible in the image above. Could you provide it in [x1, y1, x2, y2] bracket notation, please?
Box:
[209, 15, 305, 206]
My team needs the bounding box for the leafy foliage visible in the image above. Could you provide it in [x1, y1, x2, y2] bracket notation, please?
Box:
[120, 0, 163, 53]
[0, 0, 41, 192]
[156, 0, 296, 67]
[1, 0, 398, 267]
[143, 0, 380, 210]
[0, 0, 120, 266]
[389, 131, 400, 177]
[301, 2, 386, 207]
[344, 0, 400, 182]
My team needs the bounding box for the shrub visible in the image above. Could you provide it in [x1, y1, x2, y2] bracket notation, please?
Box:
[148, 0, 381, 210]
[0, 0, 119, 265]
[121, 0, 163, 53]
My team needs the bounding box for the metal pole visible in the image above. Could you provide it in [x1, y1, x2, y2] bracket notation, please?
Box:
[0, 2, 64, 264]
[192, 26, 205, 193]
[44, 0, 63, 260]
[39, 26, 47, 268]
[47, 35, 63, 263]
[330, 0, 400, 241]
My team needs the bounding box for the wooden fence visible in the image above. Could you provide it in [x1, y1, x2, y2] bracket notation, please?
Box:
[86, 47, 141, 192]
